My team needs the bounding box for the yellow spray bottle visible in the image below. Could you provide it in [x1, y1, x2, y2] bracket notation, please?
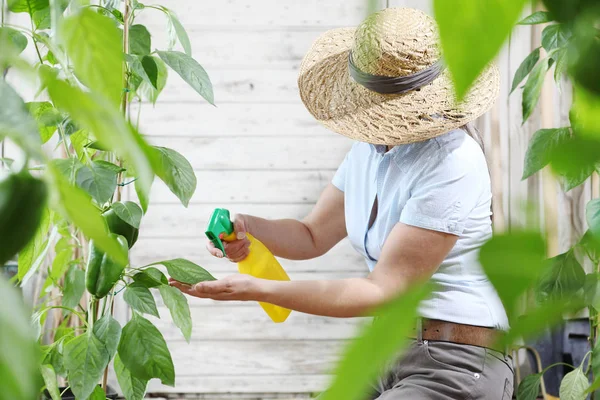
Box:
[205, 208, 291, 323]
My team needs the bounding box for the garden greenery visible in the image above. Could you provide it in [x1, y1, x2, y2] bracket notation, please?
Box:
[2, 0, 600, 399]
[0, 0, 216, 398]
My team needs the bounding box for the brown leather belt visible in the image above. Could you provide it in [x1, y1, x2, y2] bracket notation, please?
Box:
[410, 318, 506, 353]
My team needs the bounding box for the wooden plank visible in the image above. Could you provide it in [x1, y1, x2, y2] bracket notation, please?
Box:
[507, 11, 538, 230]
[152, 68, 299, 104]
[145, 136, 352, 170]
[388, 0, 432, 14]
[146, 375, 332, 394]
[130, 238, 367, 273]
[141, 28, 321, 70]
[136, 170, 335, 204]
[135, 0, 381, 28]
[149, 305, 366, 341]
[162, 340, 344, 376]
[132, 103, 331, 137]
[137, 204, 321, 238]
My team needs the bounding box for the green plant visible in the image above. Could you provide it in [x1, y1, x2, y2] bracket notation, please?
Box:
[320, 1, 600, 400]
[0, 0, 217, 398]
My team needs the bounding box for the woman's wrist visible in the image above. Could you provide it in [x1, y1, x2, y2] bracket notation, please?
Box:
[252, 277, 276, 303]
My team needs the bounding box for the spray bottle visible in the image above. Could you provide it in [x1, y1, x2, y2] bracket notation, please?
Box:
[205, 208, 291, 323]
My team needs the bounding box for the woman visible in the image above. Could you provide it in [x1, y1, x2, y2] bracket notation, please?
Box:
[169, 8, 514, 399]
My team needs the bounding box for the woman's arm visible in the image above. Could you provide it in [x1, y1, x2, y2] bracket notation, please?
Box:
[172, 222, 458, 318]
[209, 183, 347, 261]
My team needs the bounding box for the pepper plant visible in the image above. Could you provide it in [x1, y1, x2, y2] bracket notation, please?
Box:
[0, 0, 217, 399]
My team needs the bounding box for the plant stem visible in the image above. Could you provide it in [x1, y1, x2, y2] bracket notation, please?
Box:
[58, 124, 71, 157]
[116, 0, 131, 203]
[27, 3, 44, 64]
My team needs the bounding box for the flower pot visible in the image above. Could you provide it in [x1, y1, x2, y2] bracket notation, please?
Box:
[43, 385, 118, 400]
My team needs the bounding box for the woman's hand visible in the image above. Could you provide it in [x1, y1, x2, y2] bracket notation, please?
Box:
[168, 274, 261, 301]
[206, 213, 251, 262]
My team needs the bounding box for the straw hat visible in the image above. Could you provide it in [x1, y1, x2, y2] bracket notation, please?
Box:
[298, 8, 500, 145]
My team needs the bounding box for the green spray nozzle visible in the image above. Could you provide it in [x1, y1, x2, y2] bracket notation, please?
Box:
[205, 208, 234, 254]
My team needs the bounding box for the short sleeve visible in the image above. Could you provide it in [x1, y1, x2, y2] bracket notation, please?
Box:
[399, 151, 485, 236]
[331, 149, 351, 192]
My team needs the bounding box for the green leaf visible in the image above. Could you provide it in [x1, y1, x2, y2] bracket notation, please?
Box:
[542, 0, 595, 22]
[45, 76, 154, 196]
[49, 164, 128, 265]
[0, 278, 40, 400]
[62, 265, 85, 309]
[117, 313, 175, 386]
[76, 160, 119, 204]
[141, 56, 158, 89]
[150, 146, 197, 207]
[64, 332, 110, 400]
[33, 8, 51, 30]
[93, 315, 121, 359]
[517, 373, 542, 400]
[553, 48, 568, 86]
[167, 11, 191, 56]
[137, 56, 168, 105]
[511, 48, 541, 95]
[52, 158, 84, 184]
[157, 50, 214, 105]
[536, 251, 585, 303]
[112, 201, 143, 229]
[559, 367, 588, 400]
[569, 14, 600, 96]
[111, 9, 124, 23]
[479, 232, 546, 321]
[114, 353, 148, 400]
[135, 178, 149, 214]
[523, 58, 551, 123]
[25, 102, 63, 144]
[587, 199, 600, 239]
[40, 364, 61, 400]
[580, 232, 600, 266]
[129, 25, 151, 56]
[433, 0, 528, 99]
[572, 85, 600, 140]
[42, 344, 66, 377]
[523, 128, 571, 179]
[124, 283, 160, 318]
[59, 9, 122, 106]
[151, 258, 216, 285]
[132, 267, 168, 288]
[321, 285, 431, 400]
[518, 11, 553, 25]
[49, 246, 72, 287]
[8, 0, 48, 14]
[0, 27, 28, 54]
[89, 385, 106, 400]
[549, 136, 600, 191]
[17, 207, 51, 281]
[159, 285, 192, 342]
[0, 80, 42, 158]
[70, 130, 93, 160]
[502, 298, 583, 346]
[541, 24, 571, 52]
[592, 327, 600, 389]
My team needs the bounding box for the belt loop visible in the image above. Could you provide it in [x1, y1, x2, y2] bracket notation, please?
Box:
[416, 317, 423, 344]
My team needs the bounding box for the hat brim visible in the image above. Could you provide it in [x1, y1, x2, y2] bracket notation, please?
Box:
[298, 28, 500, 145]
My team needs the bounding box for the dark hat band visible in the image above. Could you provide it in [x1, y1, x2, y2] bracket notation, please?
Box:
[348, 51, 445, 95]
